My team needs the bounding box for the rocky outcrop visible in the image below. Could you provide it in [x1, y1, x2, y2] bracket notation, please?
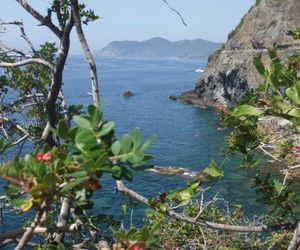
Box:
[179, 0, 300, 106]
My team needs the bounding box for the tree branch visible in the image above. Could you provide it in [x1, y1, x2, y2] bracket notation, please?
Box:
[15, 205, 47, 250]
[70, 0, 100, 105]
[15, 0, 62, 38]
[0, 223, 81, 244]
[51, 198, 71, 244]
[41, 10, 74, 145]
[0, 58, 54, 72]
[288, 221, 300, 250]
[0, 41, 27, 58]
[116, 180, 295, 233]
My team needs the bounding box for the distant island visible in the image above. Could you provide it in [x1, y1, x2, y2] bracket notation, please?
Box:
[96, 37, 223, 60]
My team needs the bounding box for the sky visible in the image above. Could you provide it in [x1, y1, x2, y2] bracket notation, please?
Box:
[0, 0, 255, 54]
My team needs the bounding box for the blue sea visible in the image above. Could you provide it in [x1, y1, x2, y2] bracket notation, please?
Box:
[1, 56, 262, 234]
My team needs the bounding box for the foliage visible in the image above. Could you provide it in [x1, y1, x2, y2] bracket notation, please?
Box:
[0, 105, 155, 212]
[219, 35, 300, 226]
[1, 1, 300, 248]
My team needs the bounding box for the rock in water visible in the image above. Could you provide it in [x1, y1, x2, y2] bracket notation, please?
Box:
[123, 91, 134, 97]
[179, 0, 300, 107]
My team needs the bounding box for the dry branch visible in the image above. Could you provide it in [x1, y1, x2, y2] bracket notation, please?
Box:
[0, 58, 54, 72]
[15, 0, 62, 38]
[116, 180, 295, 233]
[70, 0, 100, 105]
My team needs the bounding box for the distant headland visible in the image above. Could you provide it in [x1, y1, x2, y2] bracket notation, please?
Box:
[96, 37, 222, 60]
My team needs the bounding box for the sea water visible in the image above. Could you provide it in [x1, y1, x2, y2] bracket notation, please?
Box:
[0, 56, 261, 233]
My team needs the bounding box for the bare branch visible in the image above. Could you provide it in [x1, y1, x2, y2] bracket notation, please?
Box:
[15, 0, 62, 38]
[288, 221, 300, 250]
[116, 180, 295, 233]
[0, 223, 81, 243]
[0, 41, 27, 58]
[1, 20, 36, 53]
[161, 0, 187, 26]
[15, 205, 47, 250]
[70, 0, 100, 105]
[0, 58, 54, 72]
[41, 10, 74, 144]
[51, 198, 71, 244]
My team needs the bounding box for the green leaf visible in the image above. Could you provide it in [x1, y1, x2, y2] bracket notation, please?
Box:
[121, 134, 132, 153]
[188, 179, 201, 190]
[75, 128, 97, 151]
[274, 179, 282, 194]
[95, 151, 108, 166]
[0, 161, 19, 179]
[141, 134, 156, 150]
[131, 150, 144, 164]
[122, 202, 127, 216]
[42, 173, 58, 188]
[254, 56, 266, 76]
[88, 105, 102, 129]
[111, 227, 127, 240]
[203, 160, 223, 178]
[111, 140, 121, 155]
[57, 120, 69, 139]
[73, 115, 92, 130]
[121, 166, 133, 181]
[232, 104, 263, 118]
[20, 199, 33, 212]
[60, 177, 88, 192]
[98, 121, 115, 137]
[66, 170, 88, 178]
[286, 81, 300, 105]
[159, 202, 167, 212]
[37, 164, 47, 178]
[132, 128, 141, 148]
[111, 165, 122, 180]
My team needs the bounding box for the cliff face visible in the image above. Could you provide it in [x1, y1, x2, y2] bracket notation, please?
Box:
[180, 0, 300, 106]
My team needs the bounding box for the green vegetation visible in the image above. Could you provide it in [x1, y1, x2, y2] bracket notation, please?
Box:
[0, 1, 300, 249]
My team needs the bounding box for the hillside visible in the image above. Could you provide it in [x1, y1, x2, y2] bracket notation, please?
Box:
[179, 0, 300, 106]
[96, 37, 222, 60]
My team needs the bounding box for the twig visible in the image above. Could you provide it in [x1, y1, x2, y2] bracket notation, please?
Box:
[258, 144, 280, 162]
[161, 0, 187, 26]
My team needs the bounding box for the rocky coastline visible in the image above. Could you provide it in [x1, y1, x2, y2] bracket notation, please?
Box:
[179, 0, 300, 107]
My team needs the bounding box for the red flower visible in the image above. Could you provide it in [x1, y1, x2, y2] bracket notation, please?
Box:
[42, 152, 52, 161]
[36, 153, 44, 161]
[36, 152, 52, 162]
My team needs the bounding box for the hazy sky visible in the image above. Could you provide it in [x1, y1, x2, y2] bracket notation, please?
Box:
[0, 0, 255, 54]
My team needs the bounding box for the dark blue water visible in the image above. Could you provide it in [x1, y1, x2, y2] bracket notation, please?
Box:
[63, 56, 259, 217]
[1, 56, 260, 234]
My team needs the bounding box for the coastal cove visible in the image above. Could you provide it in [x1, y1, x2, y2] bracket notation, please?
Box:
[1, 56, 263, 232]
[63, 57, 261, 215]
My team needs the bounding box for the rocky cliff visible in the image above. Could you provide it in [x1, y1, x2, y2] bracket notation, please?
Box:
[179, 0, 300, 106]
